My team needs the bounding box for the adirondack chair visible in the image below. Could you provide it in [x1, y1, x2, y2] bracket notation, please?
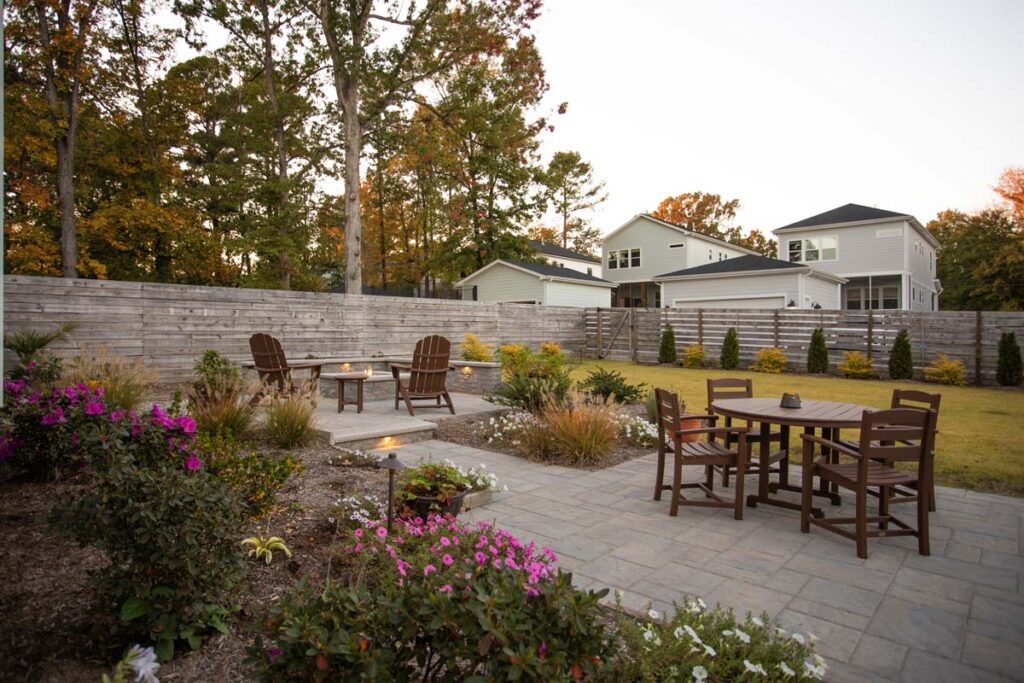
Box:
[390, 335, 455, 416]
[248, 333, 323, 394]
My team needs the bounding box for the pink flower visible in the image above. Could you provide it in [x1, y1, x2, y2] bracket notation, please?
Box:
[109, 410, 126, 422]
[376, 526, 388, 539]
[539, 641, 547, 659]
[175, 416, 197, 434]
[267, 646, 282, 659]
[41, 407, 65, 426]
[442, 553, 454, 566]
[440, 536, 451, 547]
[423, 564, 437, 576]
[83, 402, 105, 415]
[474, 551, 487, 566]
[185, 455, 202, 471]
[353, 543, 363, 553]
[439, 584, 453, 593]
[354, 528, 364, 538]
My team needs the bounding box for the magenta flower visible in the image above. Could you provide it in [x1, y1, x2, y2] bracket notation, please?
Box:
[41, 407, 65, 426]
[439, 584, 453, 593]
[354, 528, 364, 538]
[376, 526, 388, 539]
[185, 455, 202, 471]
[27, 392, 40, 404]
[442, 553, 454, 567]
[83, 402, 105, 415]
[267, 646, 282, 659]
[474, 551, 487, 566]
[423, 564, 437, 576]
[175, 416, 197, 434]
[109, 410, 126, 422]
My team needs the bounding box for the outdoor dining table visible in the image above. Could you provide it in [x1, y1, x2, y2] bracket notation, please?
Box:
[710, 398, 875, 516]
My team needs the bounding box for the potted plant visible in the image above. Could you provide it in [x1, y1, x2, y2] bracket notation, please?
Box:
[397, 461, 471, 518]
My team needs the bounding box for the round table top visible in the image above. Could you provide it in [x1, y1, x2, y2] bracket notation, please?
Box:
[711, 397, 874, 428]
[321, 371, 373, 380]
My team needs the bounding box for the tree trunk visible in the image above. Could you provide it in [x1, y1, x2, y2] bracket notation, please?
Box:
[342, 84, 363, 295]
[258, 0, 291, 289]
[56, 136, 77, 277]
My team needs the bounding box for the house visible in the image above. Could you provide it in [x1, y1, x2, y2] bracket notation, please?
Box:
[601, 214, 759, 307]
[773, 203, 940, 311]
[528, 240, 602, 277]
[653, 254, 846, 309]
[455, 259, 615, 307]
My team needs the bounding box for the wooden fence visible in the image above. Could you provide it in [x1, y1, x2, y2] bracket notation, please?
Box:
[585, 307, 1024, 385]
[3, 276, 587, 382]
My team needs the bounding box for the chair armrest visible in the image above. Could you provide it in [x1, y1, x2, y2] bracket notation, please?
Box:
[250, 365, 290, 374]
[677, 426, 748, 438]
[389, 363, 411, 371]
[288, 361, 324, 370]
[679, 413, 718, 423]
[800, 433, 863, 459]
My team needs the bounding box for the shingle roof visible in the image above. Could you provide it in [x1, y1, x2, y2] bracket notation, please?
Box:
[655, 254, 804, 279]
[777, 203, 910, 231]
[504, 259, 612, 284]
[528, 240, 601, 264]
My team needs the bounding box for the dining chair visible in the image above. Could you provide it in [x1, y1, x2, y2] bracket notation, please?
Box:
[800, 407, 937, 559]
[654, 388, 749, 520]
[705, 378, 787, 487]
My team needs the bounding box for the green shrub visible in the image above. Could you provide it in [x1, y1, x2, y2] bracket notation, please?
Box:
[721, 327, 740, 370]
[497, 342, 533, 377]
[61, 349, 160, 411]
[188, 374, 260, 437]
[263, 393, 318, 447]
[396, 461, 470, 511]
[493, 369, 573, 412]
[889, 329, 914, 380]
[923, 354, 968, 386]
[3, 323, 74, 364]
[192, 350, 241, 393]
[644, 389, 658, 423]
[807, 328, 828, 374]
[459, 333, 494, 362]
[681, 344, 705, 369]
[751, 347, 787, 374]
[837, 351, 878, 379]
[997, 332, 1023, 386]
[659, 324, 677, 364]
[199, 434, 303, 518]
[577, 366, 646, 402]
[539, 341, 565, 364]
[248, 516, 611, 681]
[596, 596, 825, 682]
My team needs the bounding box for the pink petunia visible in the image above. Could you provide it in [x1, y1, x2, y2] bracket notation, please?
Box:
[376, 526, 388, 538]
[440, 536, 451, 547]
[83, 402, 105, 416]
[439, 584, 453, 593]
[442, 553, 454, 566]
[185, 455, 202, 471]
[176, 416, 197, 434]
[423, 564, 437, 576]
[354, 528, 364, 538]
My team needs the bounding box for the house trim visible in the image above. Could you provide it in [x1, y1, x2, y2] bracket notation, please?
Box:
[671, 293, 788, 306]
[654, 267, 846, 285]
[775, 215, 939, 249]
[603, 214, 760, 256]
[455, 259, 616, 289]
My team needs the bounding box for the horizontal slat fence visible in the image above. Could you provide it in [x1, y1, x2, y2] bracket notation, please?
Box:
[584, 307, 1024, 385]
[3, 276, 587, 383]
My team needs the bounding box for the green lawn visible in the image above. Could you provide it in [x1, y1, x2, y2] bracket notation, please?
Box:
[569, 360, 1024, 497]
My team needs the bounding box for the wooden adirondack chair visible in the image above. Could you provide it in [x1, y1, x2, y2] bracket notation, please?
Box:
[390, 335, 455, 416]
[248, 333, 323, 394]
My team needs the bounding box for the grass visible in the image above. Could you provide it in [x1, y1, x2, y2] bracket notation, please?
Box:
[571, 359, 1024, 497]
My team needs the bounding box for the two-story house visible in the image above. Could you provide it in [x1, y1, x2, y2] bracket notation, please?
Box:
[601, 214, 758, 307]
[528, 240, 602, 277]
[772, 204, 941, 311]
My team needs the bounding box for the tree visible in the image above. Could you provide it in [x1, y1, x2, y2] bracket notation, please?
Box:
[889, 329, 913, 380]
[807, 328, 828, 374]
[997, 332, 1023, 386]
[721, 327, 740, 370]
[723, 227, 775, 257]
[995, 166, 1024, 224]
[659, 324, 677, 364]
[542, 150, 606, 252]
[650, 192, 740, 238]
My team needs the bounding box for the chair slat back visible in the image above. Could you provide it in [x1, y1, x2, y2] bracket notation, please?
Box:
[654, 388, 682, 444]
[249, 333, 290, 390]
[706, 377, 753, 413]
[858, 408, 936, 466]
[891, 388, 941, 412]
[407, 335, 451, 394]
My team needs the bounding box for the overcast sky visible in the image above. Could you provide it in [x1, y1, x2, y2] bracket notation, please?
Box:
[532, 0, 1024, 235]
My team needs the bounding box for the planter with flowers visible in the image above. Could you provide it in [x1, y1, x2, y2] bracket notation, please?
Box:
[397, 460, 503, 518]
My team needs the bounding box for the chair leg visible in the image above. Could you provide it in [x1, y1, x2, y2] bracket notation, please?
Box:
[394, 382, 400, 410]
[878, 485, 889, 531]
[721, 463, 730, 488]
[443, 391, 455, 415]
[704, 464, 714, 491]
[733, 441, 747, 521]
[669, 452, 683, 517]
[653, 447, 666, 501]
[800, 440, 813, 534]
[928, 474, 937, 512]
[856, 483, 868, 559]
[918, 481, 931, 556]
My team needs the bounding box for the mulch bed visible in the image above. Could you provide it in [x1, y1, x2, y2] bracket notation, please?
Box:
[0, 440, 389, 683]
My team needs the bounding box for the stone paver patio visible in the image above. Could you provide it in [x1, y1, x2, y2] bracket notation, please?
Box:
[379, 439, 1024, 682]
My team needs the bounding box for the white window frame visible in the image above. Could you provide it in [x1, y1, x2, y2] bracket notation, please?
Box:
[607, 248, 641, 270]
[788, 236, 838, 263]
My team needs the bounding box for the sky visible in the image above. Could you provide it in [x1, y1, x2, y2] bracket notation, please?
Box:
[530, 0, 1024, 235]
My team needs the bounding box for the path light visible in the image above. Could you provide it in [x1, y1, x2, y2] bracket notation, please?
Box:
[341, 362, 351, 371]
[461, 366, 473, 375]
[366, 365, 374, 377]
[378, 452, 406, 533]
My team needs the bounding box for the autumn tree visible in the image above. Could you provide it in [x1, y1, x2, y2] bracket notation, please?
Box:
[995, 166, 1024, 224]
[650, 192, 740, 237]
[541, 150, 606, 254]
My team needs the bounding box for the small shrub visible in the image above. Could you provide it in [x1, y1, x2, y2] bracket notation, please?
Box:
[644, 389, 658, 423]
[807, 328, 828, 374]
[997, 332, 1023, 386]
[837, 351, 878, 379]
[577, 366, 646, 403]
[751, 347, 787, 374]
[596, 596, 826, 682]
[659, 324, 677, 364]
[459, 333, 494, 361]
[681, 344, 705, 369]
[263, 392, 318, 448]
[492, 369, 573, 412]
[497, 342, 532, 376]
[539, 340, 565, 362]
[62, 349, 159, 411]
[187, 374, 260, 437]
[199, 434, 303, 517]
[889, 329, 914, 380]
[721, 327, 740, 370]
[241, 536, 293, 565]
[3, 322, 74, 364]
[192, 350, 241, 394]
[616, 413, 659, 446]
[923, 354, 968, 386]
[542, 403, 620, 465]
[396, 461, 471, 510]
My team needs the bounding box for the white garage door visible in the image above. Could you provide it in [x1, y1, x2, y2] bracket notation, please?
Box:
[671, 296, 785, 310]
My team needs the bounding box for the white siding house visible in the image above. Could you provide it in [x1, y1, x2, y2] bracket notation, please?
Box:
[773, 204, 940, 311]
[528, 240, 602, 278]
[455, 259, 614, 307]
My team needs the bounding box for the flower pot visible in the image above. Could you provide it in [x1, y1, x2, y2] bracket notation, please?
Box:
[461, 489, 494, 512]
[679, 418, 702, 442]
[405, 491, 468, 519]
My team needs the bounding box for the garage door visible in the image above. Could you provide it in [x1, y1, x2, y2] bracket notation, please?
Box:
[671, 296, 785, 310]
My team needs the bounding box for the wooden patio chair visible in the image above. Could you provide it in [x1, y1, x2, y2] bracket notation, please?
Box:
[800, 407, 937, 559]
[706, 378, 788, 488]
[653, 388, 749, 520]
[391, 335, 455, 416]
[248, 333, 324, 394]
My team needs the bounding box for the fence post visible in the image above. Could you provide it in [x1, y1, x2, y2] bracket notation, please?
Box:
[975, 311, 983, 384]
[866, 309, 874, 361]
[697, 309, 704, 347]
[773, 310, 780, 347]
[596, 308, 603, 359]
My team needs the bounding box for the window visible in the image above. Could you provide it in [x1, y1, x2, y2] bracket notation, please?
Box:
[607, 252, 616, 270]
[630, 248, 640, 268]
[846, 286, 899, 310]
[708, 249, 713, 261]
[607, 248, 641, 270]
[788, 236, 837, 262]
[586, 267, 593, 276]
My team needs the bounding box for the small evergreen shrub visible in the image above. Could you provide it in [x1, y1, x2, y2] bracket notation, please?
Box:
[837, 351, 878, 379]
[923, 354, 968, 386]
[199, 434, 303, 518]
[721, 328, 740, 370]
[577, 366, 646, 403]
[459, 333, 494, 361]
[493, 369, 573, 412]
[192, 350, 241, 393]
[681, 344, 705, 369]
[751, 347, 787, 374]
[263, 393, 318, 447]
[807, 328, 828, 374]
[888, 329, 914, 380]
[659, 324, 677, 364]
[997, 332, 1023, 386]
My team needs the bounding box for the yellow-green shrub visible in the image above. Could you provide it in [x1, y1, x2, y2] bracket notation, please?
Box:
[459, 334, 494, 362]
[264, 393, 318, 448]
[837, 351, 878, 379]
[923, 354, 968, 386]
[680, 344, 705, 369]
[751, 347, 787, 374]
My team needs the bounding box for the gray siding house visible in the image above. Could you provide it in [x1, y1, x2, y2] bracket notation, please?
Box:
[455, 259, 614, 307]
[601, 214, 758, 307]
[773, 204, 941, 311]
[528, 240, 602, 278]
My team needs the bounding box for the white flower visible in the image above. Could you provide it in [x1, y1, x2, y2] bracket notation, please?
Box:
[812, 653, 828, 670]
[703, 643, 716, 658]
[743, 659, 761, 675]
[803, 660, 826, 680]
[791, 632, 806, 645]
[779, 662, 795, 678]
[734, 628, 751, 644]
[684, 624, 702, 644]
[751, 616, 764, 627]
[648, 608, 661, 620]
[775, 627, 787, 637]
[126, 645, 160, 683]
[808, 631, 819, 643]
[691, 665, 708, 682]
[673, 626, 685, 639]
[697, 598, 707, 610]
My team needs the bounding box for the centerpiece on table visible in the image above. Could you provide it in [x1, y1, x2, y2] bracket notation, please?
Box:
[397, 460, 501, 518]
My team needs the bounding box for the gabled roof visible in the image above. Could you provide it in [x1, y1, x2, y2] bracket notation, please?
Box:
[528, 240, 600, 264]
[654, 254, 846, 283]
[455, 259, 615, 288]
[775, 203, 939, 248]
[602, 214, 760, 256]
